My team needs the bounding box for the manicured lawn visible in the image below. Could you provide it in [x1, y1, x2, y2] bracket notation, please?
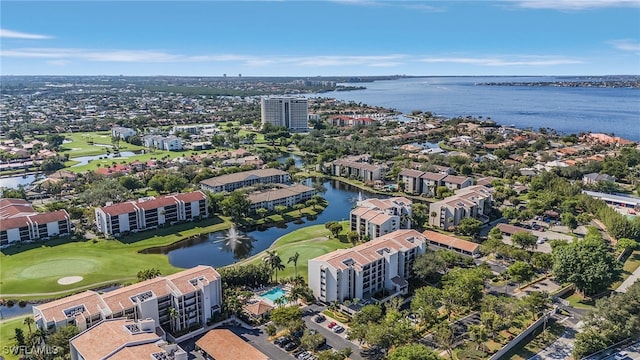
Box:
[0, 316, 29, 360]
[233, 222, 352, 282]
[59, 131, 145, 157]
[0, 217, 232, 299]
[611, 250, 640, 290]
[566, 292, 596, 309]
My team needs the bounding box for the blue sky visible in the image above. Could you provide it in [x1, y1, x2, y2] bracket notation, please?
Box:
[1, 0, 639, 76]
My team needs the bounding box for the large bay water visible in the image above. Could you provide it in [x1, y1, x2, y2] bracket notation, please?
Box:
[311, 76, 640, 142]
[150, 180, 389, 268]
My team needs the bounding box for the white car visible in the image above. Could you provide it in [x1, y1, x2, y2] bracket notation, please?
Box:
[614, 351, 628, 360]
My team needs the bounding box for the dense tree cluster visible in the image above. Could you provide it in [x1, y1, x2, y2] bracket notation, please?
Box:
[573, 281, 640, 359]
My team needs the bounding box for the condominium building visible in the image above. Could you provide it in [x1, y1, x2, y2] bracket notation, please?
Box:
[397, 169, 473, 195]
[261, 97, 309, 132]
[331, 155, 384, 182]
[199, 168, 290, 193]
[111, 126, 137, 139]
[247, 183, 315, 212]
[308, 229, 427, 303]
[142, 135, 183, 151]
[94, 191, 207, 237]
[428, 185, 492, 230]
[69, 318, 188, 360]
[0, 198, 71, 247]
[350, 197, 412, 239]
[33, 266, 222, 334]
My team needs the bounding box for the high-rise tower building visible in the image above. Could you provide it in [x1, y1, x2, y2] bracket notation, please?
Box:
[261, 97, 309, 132]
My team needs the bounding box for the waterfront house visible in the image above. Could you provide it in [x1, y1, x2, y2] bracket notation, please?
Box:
[199, 168, 290, 193]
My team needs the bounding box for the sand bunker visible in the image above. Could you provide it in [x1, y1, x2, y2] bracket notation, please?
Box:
[57, 276, 83, 285]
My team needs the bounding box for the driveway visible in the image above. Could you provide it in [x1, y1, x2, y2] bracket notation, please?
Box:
[528, 328, 577, 360]
[302, 304, 364, 360]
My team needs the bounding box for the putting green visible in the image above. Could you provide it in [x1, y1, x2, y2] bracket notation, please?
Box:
[19, 259, 100, 279]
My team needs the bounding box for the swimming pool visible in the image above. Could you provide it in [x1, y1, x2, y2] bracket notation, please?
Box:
[259, 286, 287, 302]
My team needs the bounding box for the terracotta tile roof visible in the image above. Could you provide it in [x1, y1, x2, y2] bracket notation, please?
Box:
[369, 213, 394, 225]
[35, 291, 106, 323]
[135, 196, 177, 210]
[0, 198, 30, 208]
[422, 230, 479, 253]
[196, 329, 269, 360]
[165, 265, 221, 294]
[27, 210, 69, 225]
[172, 190, 207, 203]
[0, 205, 37, 219]
[313, 229, 425, 270]
[496, 223, 530, 235]
[70, 318, 161, 360]
[101, 277, 173, 313]
[99, 201, 137, 217]
[0, 216, 30, 231]
[244, 300, 273, 316]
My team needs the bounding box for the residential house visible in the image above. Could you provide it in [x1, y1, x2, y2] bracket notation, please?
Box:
[308, 229, 427, 303]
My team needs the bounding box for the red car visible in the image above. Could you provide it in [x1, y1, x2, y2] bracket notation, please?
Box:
[328, 321, 337, 329]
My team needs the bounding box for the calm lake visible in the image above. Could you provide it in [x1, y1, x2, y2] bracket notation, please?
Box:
[149, 179, 388, 268]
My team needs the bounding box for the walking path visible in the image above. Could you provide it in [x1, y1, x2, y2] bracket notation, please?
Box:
[528, 328, 577, 360]
[616, 263, 640, 293]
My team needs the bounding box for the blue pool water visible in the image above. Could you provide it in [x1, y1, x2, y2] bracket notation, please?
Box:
[260, 286, 287, 302]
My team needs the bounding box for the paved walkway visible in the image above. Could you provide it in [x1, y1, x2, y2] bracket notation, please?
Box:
[528, 327, 577, 360]
[616, 262, 640, 293]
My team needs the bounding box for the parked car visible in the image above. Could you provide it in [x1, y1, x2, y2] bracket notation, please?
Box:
[333, 325, 345, 333]
[274, 336, 289, 346]
[327, 321, 337, 329]
[314, 315, 326, 323]
[614, 352, 628, 360]
[284, 341, 299, 351]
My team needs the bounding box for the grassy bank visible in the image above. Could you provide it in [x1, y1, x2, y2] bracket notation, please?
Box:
[0, 217, 232, 299]
[232, 222, 351, 282]
[0, 316, 29, 360]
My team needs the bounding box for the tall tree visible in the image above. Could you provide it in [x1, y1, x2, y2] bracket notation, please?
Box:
[552, 236, 621, 295]
[288, 252, 300, 278]
[511, 232, 538, 250]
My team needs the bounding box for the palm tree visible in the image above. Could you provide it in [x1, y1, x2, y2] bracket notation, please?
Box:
[23, 317, 34, 336]
[288, 252, 300, 278]
[264, 250, 285, 282]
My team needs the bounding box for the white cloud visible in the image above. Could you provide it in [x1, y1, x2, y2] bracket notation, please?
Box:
[419, 56, 583, 66]
[610, 39, 640, 52]
[510, 0, 639, 10]
[0, 29, 53, 39]
[1, 48, 409, 68]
